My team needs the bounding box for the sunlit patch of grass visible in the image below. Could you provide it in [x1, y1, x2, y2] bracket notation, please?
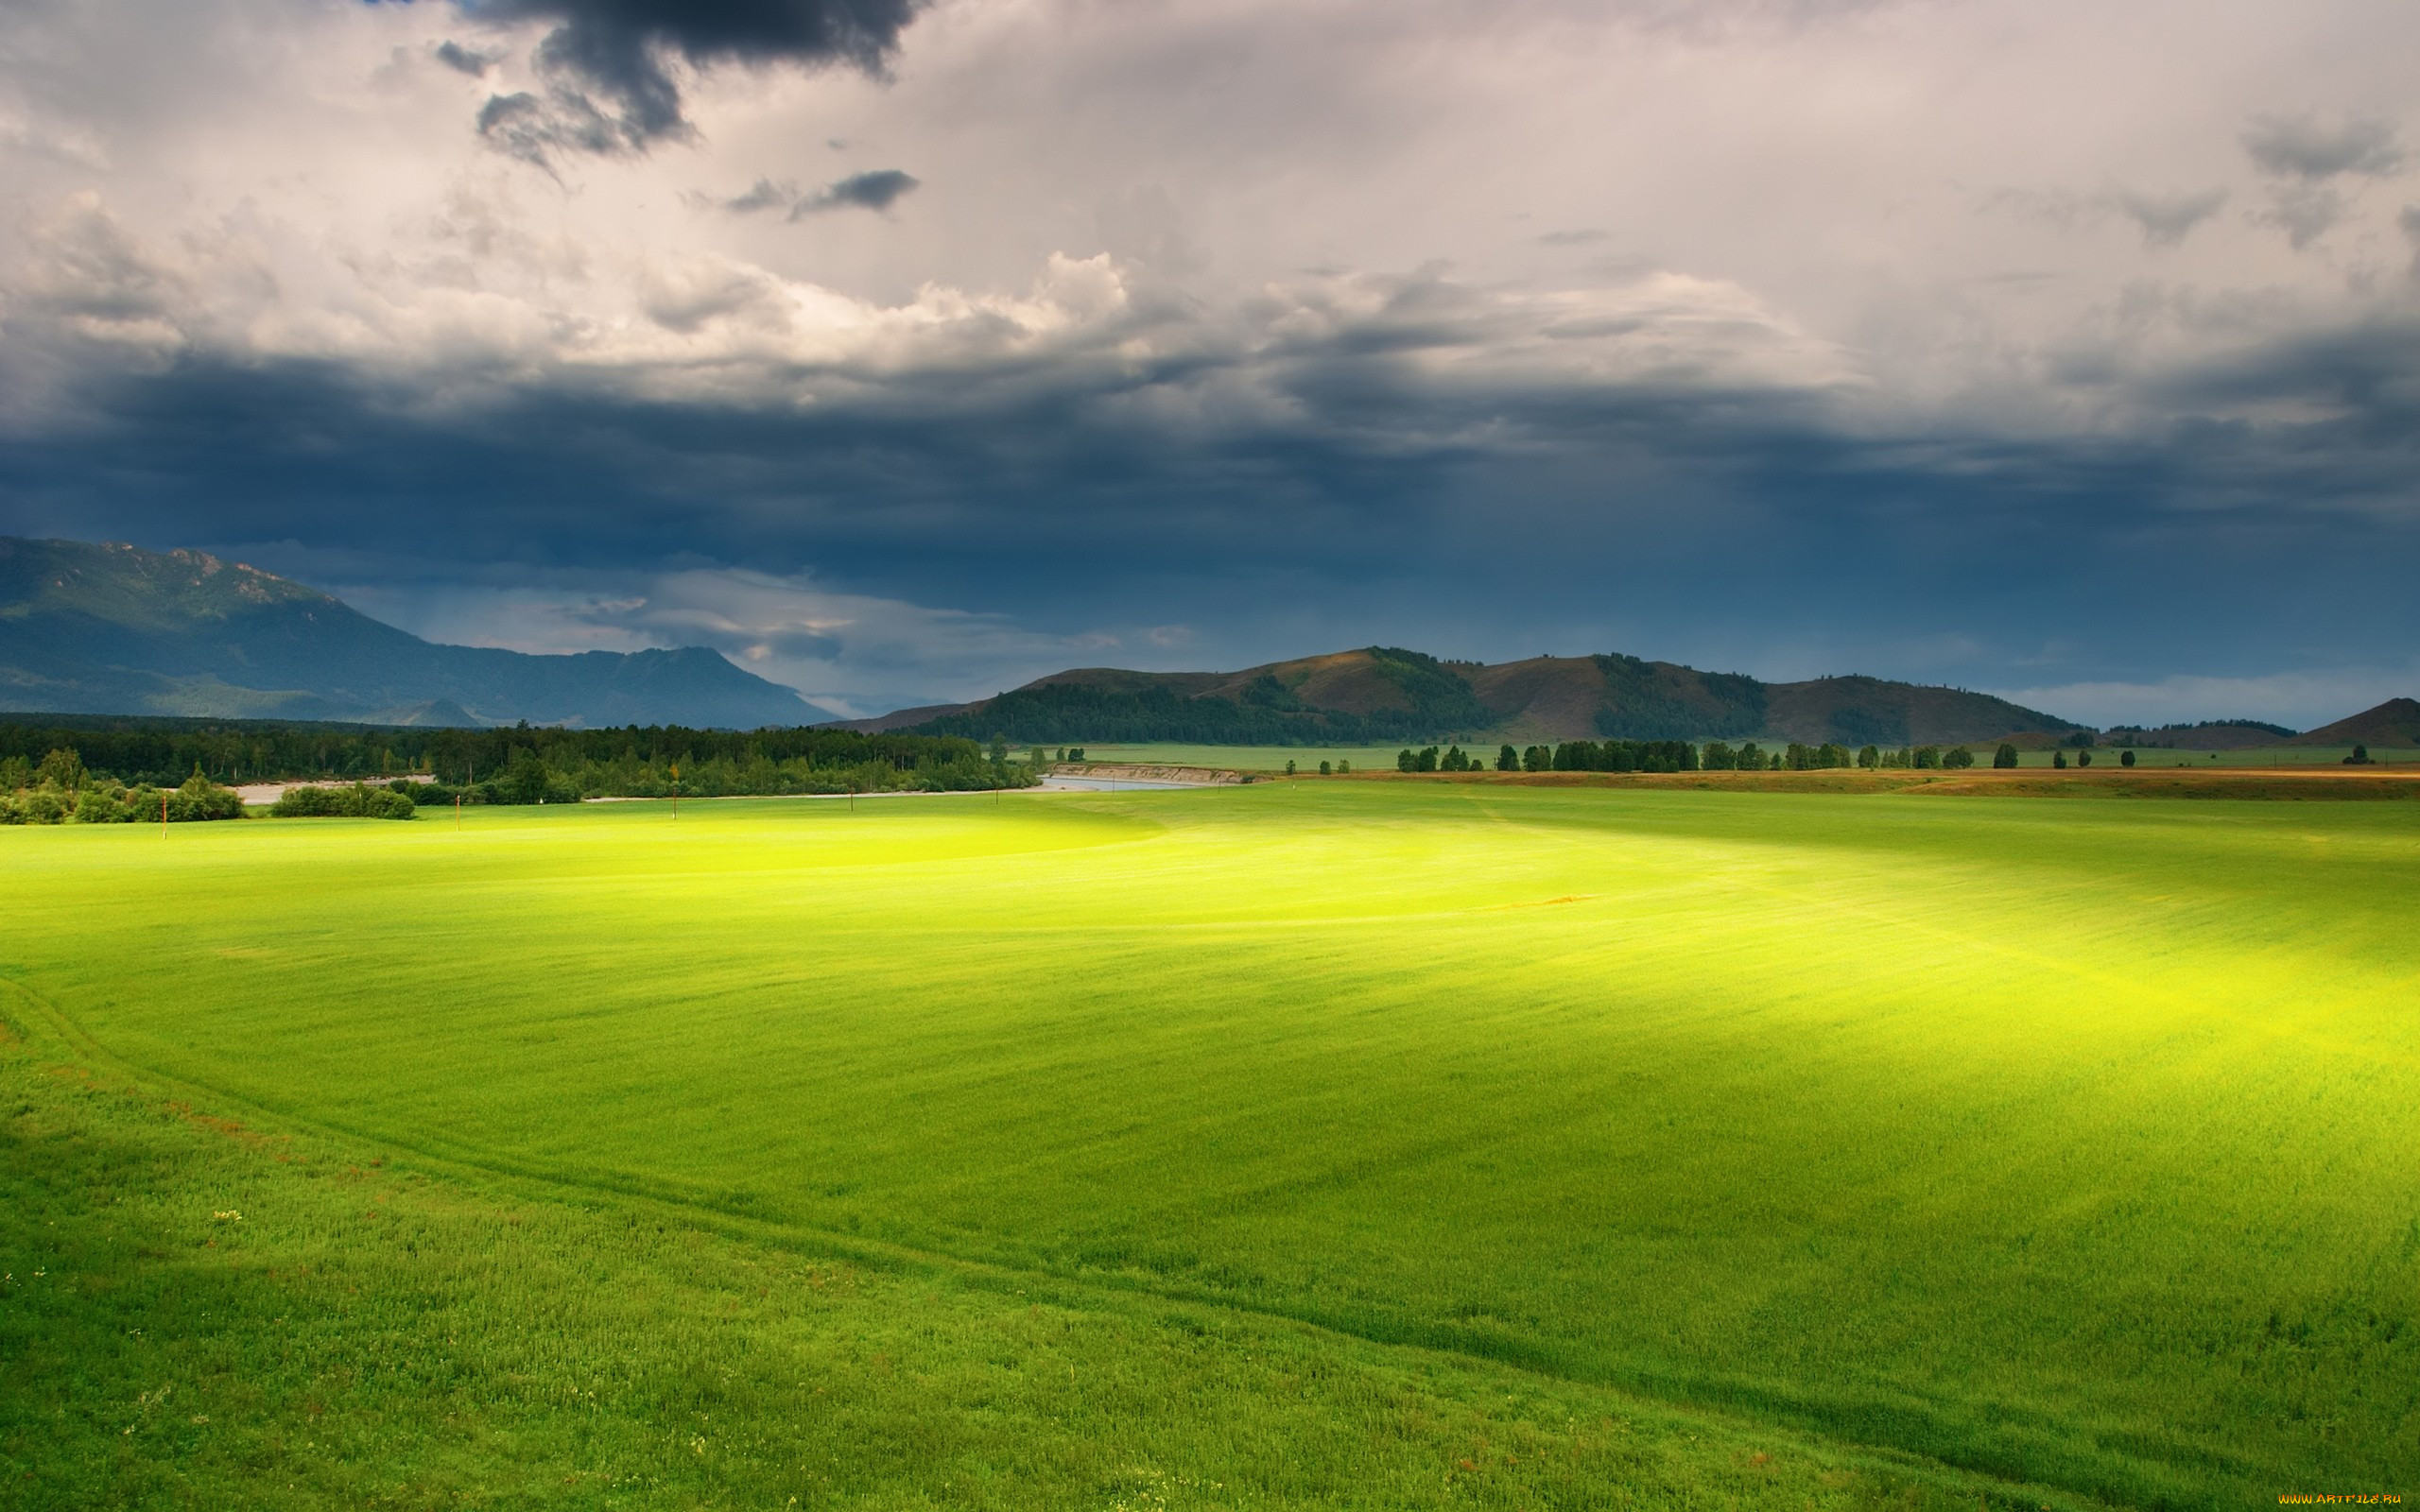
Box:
[4, 784, 2416, 1506]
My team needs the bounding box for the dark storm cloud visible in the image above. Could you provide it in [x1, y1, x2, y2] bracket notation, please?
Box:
[2241, 112, 2404, 180]
[9, 256, 2420, 715]
[705, 169, 918, 216]
[789, 168, 917, 215]
[456, 0, 921, 161]
[433, 39, 497, 76]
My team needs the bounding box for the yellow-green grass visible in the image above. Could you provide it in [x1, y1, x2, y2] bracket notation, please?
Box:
[6, 785, 2418, 1508]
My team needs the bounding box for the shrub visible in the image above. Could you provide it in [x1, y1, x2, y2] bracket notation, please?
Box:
[271, 783, 418, 820]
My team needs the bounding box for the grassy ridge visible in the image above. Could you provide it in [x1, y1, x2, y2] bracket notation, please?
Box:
[6, 786, 2418, 1505]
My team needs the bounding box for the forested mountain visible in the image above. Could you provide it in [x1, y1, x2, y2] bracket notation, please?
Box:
[906, 647, 2084, 746]
[0, 538, 824, 730]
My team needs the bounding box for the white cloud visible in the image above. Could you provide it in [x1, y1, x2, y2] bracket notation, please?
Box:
[2, 0, 2414, 440]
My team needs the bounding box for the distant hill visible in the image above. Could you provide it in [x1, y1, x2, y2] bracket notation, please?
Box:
[2108, 719, 2299, 750]
[0, 537, 826, 730]
[906, 646, 2083, 747]
[2288, 698, 2420, 747]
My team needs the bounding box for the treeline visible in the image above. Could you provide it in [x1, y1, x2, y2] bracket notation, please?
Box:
[1395, 740, 1994, 774]
[914, 648, 1498, 746]
[0, 713, 1029, 795]
[1401, 740, 1704, 772]
[2102, 719, 2294, 747]
[0, 747, 245, 825]
[394, 739, 1032, 806]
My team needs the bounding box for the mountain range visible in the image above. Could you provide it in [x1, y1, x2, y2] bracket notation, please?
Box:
[0, 538, 823, 729]
[876, 645, 2091, 747]
[9, 536, 2405, 747]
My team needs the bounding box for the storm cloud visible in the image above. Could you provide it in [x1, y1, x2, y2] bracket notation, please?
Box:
[1, 0, 2417, 720]
[458, 0, 921, 160]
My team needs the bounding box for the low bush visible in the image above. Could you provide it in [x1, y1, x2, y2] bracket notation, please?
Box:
[270, 782, 419, 819]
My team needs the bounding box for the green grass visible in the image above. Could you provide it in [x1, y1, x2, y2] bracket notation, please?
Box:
[6, 785, 2417, 1507]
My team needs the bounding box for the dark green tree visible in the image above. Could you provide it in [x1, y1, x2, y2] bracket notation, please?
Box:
[36, 747, 84, 792]
[1497, 745, 1518, 771]
[1994, 743, 2019, 768]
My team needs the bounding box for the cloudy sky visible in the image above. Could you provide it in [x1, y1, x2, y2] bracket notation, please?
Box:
[1, 0, 2415, 723]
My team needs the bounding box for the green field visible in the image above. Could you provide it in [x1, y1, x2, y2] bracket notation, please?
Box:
[6, 785, 2417, 1508]
[1042, 741, 2420, 771]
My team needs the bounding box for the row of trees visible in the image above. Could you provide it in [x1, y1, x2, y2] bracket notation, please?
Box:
[1400, 740, 1703, 773]
[0, 715, 1026, 790]
[1387, 740, 2016, 775]
[0, 717, 1035, 799]
[0, 748, 246, 825]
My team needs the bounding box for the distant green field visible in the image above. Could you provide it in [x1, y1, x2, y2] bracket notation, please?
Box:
[1045, 740, 2419, 771]
[6, 786, 2417, 1508]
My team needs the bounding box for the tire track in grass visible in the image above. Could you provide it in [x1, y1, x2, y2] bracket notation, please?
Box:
[0, 974, 2254, 1508]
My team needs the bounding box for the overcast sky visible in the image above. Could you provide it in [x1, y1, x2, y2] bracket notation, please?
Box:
[2, 0, 2415, 723]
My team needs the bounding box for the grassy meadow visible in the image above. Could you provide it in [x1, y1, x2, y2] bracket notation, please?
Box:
[5, 783, 2417, 1508]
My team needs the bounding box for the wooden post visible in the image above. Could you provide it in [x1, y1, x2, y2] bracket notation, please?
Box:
[161, 789, 168, 834]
